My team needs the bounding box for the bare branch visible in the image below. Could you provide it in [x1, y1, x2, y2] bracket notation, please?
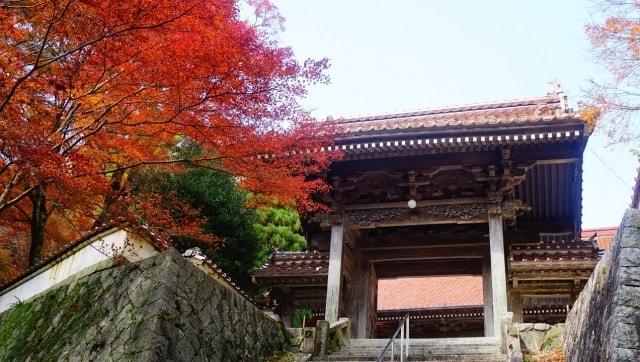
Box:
[0, 185, 35, 214]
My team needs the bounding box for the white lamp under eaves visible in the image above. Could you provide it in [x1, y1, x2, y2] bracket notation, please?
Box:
[407, 199, 417, 209]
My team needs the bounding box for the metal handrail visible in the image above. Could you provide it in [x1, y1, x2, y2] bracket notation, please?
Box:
[376, 314, 410, 362]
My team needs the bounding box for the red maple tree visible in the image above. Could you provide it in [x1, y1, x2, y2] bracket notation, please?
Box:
[584, 0, 640, 141]
[0, 0, 337, 272]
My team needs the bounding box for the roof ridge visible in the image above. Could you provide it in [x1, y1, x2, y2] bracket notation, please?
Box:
[582, 226, 618, 232]
[337, 94, 561, 124]
[182, 247, 253, 302]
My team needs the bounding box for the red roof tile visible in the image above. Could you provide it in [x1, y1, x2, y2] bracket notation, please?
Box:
[336, 91, 578, 136]
[377, 276, 483, 311]
[582, 226, 617, 250]
[581, 227, 617, 237]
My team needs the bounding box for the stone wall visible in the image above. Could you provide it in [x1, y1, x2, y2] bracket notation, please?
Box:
[517, 323, 564, 353]
[0, 248, 288, 361]
[565, 209, 640, 361]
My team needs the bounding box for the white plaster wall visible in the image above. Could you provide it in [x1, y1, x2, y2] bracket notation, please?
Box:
[121, 233, 158, 261]
[0, 229, 158, 313]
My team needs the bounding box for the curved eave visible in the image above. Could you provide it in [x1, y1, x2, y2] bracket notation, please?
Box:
[326, 122, 588, 160]
[252, 274, 328, 288]
[335, 117, 586, 142]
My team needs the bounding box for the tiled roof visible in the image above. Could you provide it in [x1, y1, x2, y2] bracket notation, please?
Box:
[377, 276, 483, 311]
[510, 240, 600, 264]
[252, 251, 329, 287]
[335, 90, 578, 136]
[507, 231, 601, 268]
[253, 251, 328, 276]
[581, 227, 617, 250]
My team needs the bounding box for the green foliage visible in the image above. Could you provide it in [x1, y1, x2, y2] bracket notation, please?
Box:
[541, 326, 564, 352]
[254, 205, 307, 261]
[164, 168, 263, 292]
[156, 168, 307, 294]
[291, 308, 313, 328]
[541, 334, 560, 351]
[264, 351, 298, 362]
[326, 324, 349, 354]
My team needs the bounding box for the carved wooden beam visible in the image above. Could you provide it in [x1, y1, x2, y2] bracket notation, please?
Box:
[341, 197, 489, 211]
[311, 199, 530, 229]
[502, 199, 532, 220]
[408, 170, 417, 199]
[342, 203, 489, 229]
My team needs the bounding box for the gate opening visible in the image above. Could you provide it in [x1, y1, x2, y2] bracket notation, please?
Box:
[376, 276, 484, 338]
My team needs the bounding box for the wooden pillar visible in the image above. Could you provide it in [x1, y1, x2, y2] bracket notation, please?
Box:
[509, 291, 523, 323]
[355, 260, 377, 338]
[368, 271, 378, 338]
[488, 211, 508, 336]
[343, 248, 364, 338]
[325, 224, 344, 323]
[482, 254, 494, 337]
[351, 253, 367, 338]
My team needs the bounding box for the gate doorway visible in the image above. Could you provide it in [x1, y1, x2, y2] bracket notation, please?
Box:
[376, 276, 485, 338]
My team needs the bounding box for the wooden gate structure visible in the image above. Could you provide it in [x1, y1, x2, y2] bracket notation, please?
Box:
[253, 87, 600, 338]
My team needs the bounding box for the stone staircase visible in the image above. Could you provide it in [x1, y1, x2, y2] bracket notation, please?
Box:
[312, 337, 507, 361]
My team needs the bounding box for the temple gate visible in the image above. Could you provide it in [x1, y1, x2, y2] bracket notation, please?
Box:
[253, 88, 599, 341]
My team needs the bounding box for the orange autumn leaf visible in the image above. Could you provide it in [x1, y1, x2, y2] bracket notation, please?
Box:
[0, 0, 339, 269]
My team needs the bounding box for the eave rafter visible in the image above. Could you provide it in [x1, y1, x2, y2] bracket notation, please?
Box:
[328, 128, 585, 160]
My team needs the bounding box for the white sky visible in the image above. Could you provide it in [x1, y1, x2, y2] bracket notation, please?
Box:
[272, 0, 637, 228]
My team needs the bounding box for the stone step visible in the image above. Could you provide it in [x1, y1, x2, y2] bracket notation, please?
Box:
[340, 345, 500, 350]
[347, 337, 499, 347]
[339, 347, 500, 351]
[333, 348, 500, 353]
[327, 349, 501, 356]
[312, 354, 507, 361]
[326, 352, 501, 358]
[312, 338, 506, 362]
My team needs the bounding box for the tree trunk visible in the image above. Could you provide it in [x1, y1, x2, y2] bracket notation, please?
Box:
[29, 184, 47, 266]
[94, 170, 127, 228]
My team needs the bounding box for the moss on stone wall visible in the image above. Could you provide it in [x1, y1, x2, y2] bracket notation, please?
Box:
[0, 262, 119, 361]
[0, 249, 288, 361]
